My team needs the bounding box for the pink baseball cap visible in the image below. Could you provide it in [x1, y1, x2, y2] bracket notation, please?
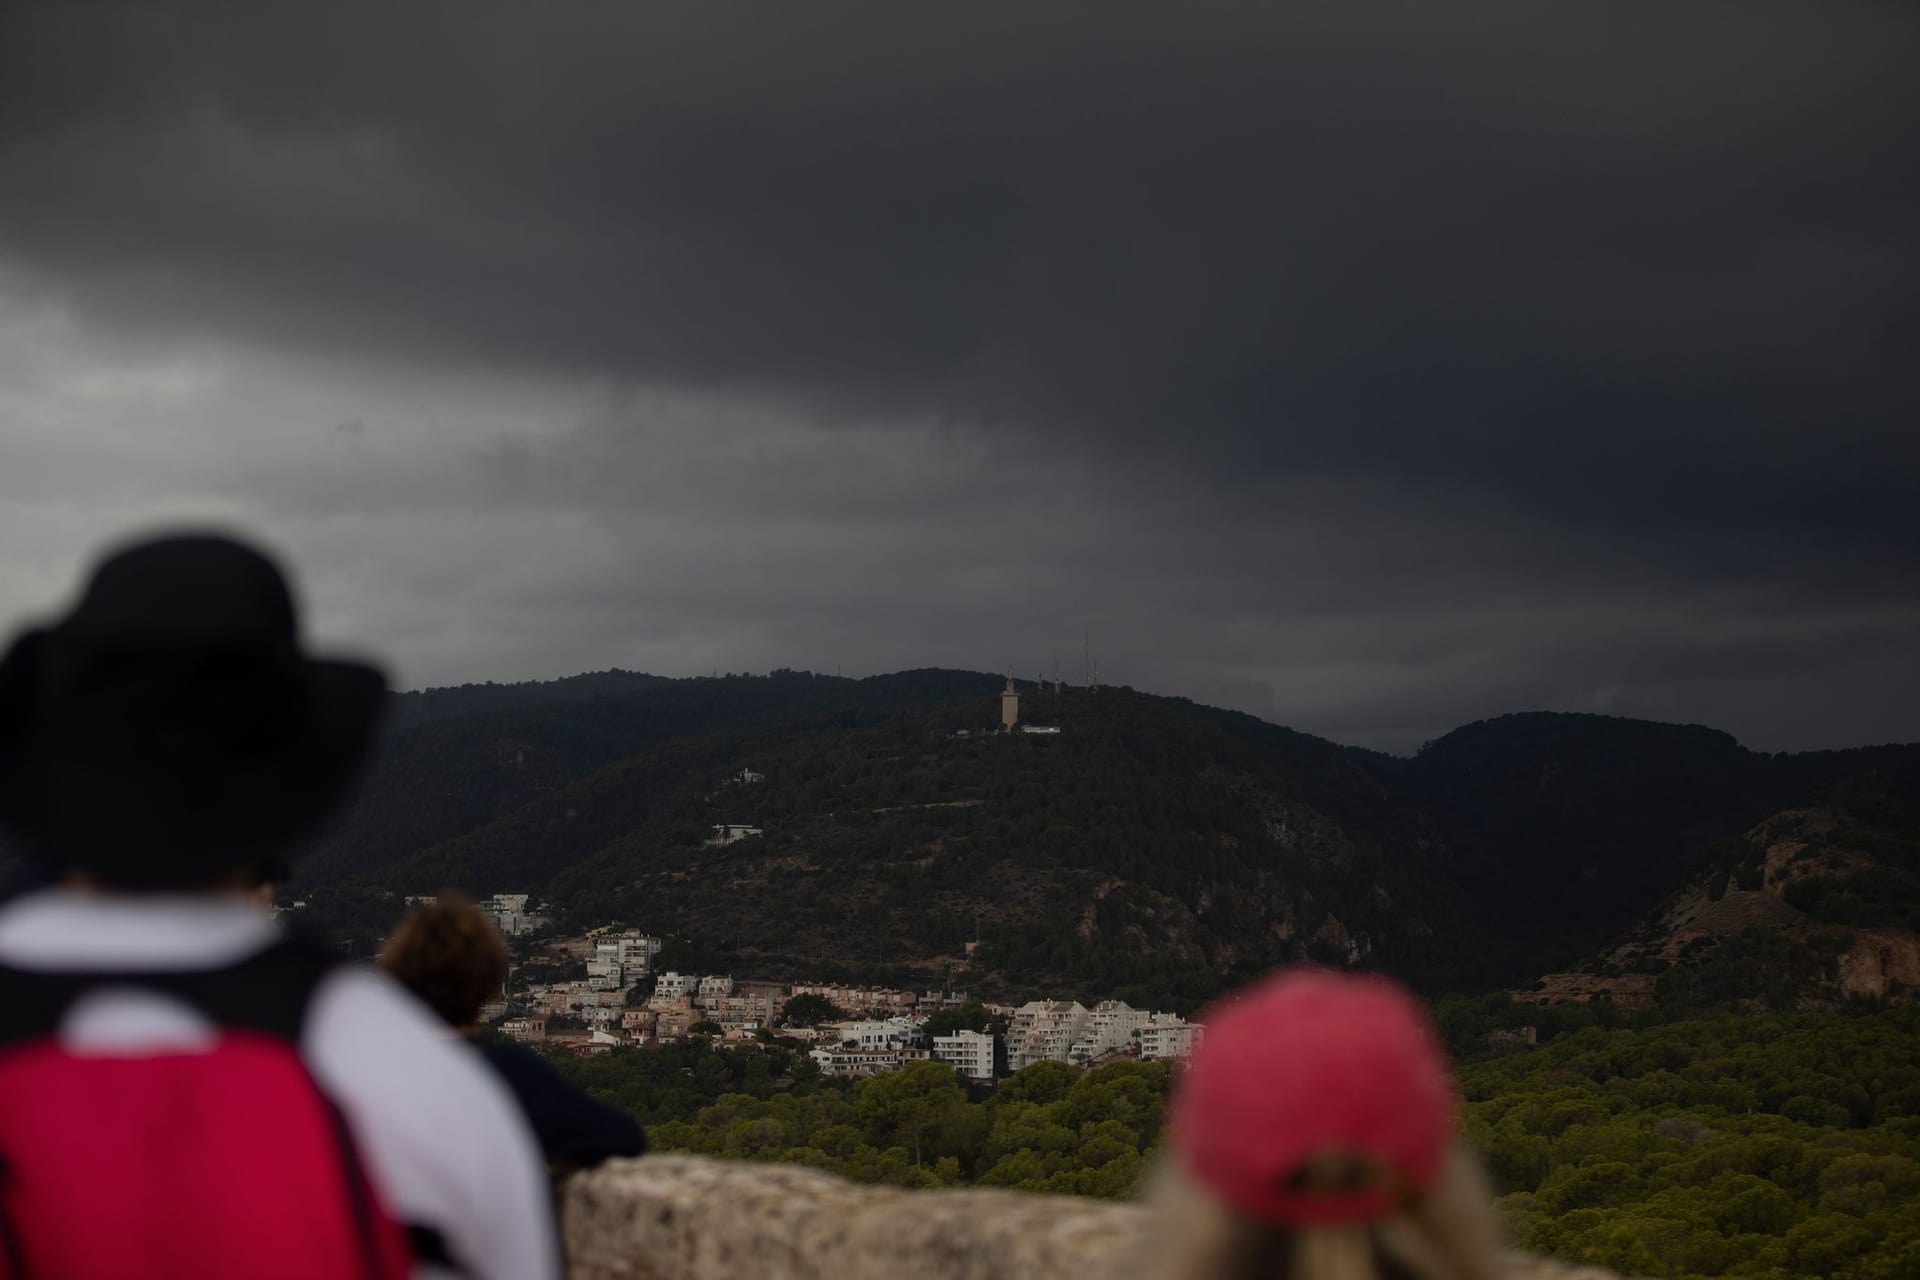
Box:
[1167, 968, 1455, 1224]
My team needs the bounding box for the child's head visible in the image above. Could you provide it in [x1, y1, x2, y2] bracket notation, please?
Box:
[1154, 969, 1499, 1280]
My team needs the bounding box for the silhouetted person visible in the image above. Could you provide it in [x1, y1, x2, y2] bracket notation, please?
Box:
[0, 532, 560, 1280]
[381, 897, 647, 1170]
[1148, 969, 1501, 1280]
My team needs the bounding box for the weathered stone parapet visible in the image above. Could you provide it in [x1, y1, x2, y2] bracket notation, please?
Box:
[562, 1155, 1626, 1280]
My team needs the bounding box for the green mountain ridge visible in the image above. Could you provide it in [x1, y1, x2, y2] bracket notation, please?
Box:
[363, 684, 1475, 1008]
[308, 668, 1005, 883]
[299, 669, 1920, 1009]
[1373, 712, 1920, 965]
[385, 669, 671, 731]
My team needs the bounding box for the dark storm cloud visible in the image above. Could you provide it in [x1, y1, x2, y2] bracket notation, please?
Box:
[1, 0, 1916, 751]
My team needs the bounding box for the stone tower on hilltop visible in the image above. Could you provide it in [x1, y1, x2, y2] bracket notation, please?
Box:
[1000, 670, 1019, 730]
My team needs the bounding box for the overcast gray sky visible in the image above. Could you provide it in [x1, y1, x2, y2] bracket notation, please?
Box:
[2, 1, 1915, 754]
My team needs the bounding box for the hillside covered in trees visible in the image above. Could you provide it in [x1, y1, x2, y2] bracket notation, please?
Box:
[536, 1005, 1920, 1280]
[1367, 713, 1920, 973]
[1465, 1009, 1920, 1279]
[1521, 766, 1920, 1012]
[291, 669, 1920, 1007]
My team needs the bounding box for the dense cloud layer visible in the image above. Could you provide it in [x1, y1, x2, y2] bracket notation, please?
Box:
[1, 2, 1916, 752]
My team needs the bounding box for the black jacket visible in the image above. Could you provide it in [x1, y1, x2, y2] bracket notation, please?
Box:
[473, 1040, 647, 1168]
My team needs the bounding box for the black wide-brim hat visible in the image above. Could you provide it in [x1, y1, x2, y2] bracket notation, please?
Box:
[0, 533, 388, 888]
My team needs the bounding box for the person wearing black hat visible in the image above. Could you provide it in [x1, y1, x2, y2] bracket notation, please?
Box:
[0, 532, 561, 1280]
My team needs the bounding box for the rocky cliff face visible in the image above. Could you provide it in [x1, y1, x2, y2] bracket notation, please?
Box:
[1562, 796, 1920, 1006]
[1832, 927, 1920, 999]
[560, 1155, 1630, 1280]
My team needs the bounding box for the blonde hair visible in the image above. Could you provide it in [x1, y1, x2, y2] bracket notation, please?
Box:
[1144, 1145, 1502, 1280]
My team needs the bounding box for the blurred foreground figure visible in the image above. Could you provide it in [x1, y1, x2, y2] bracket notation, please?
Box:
[381, 897, 647, 1171]
[0, 533, 560, 1280]
[1151, 970, 1501, 1280]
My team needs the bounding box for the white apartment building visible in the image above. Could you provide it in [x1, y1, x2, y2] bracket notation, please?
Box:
[615, 932, 661, 975]
[932, 1029, 996, 1081]
[586, 940, 626, 990]
[695, 974, 735, 1003]
[653, 972, 693, 1000]
[1139, 1013, 1204, 1061]
[1007, 1000, 1091, 1071]
[1071, 1000, 1153, 1063]
[832, 1017, 924, 1050]
[810, 1047, 906, 1078]
[481, 893, 545, 937]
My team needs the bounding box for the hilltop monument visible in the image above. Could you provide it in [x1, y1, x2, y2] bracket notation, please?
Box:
[1001, 670, 1019, 730]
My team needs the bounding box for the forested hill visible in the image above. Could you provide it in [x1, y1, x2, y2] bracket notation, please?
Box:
[307, 669, 1004, 884]
[334, 678, 1480, 1007]
[1366, 713, 1920, 969]
[385, 669, 671, 731]
[296, 670, 1920, 1008]
[1570, 764, 1920, 1011]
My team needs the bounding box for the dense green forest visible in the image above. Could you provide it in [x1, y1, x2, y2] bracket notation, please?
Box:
[541, 1006, 1920, 1279]
[543, 1035, 1170, 1196]
[1464, 1010, 1920, 1280]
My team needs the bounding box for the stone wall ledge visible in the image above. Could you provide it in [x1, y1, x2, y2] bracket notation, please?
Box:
[561, 1155, 1628, 1280]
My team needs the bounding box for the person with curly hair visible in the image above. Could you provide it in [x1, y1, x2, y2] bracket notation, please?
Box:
[382, 897, 646, 1172]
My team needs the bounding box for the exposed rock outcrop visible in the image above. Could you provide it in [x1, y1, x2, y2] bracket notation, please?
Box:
[561, 1155, 1628, 1280]
[1524, 796, 1920, 1007]
[1834, 928, 1920, 999]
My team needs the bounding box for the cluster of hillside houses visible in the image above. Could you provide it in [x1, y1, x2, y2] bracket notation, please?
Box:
[490, 925, 1202, 1081]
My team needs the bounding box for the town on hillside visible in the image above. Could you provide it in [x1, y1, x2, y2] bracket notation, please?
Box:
[349, 892, 1204, 1080]
[268, 674, 1209, 1083]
